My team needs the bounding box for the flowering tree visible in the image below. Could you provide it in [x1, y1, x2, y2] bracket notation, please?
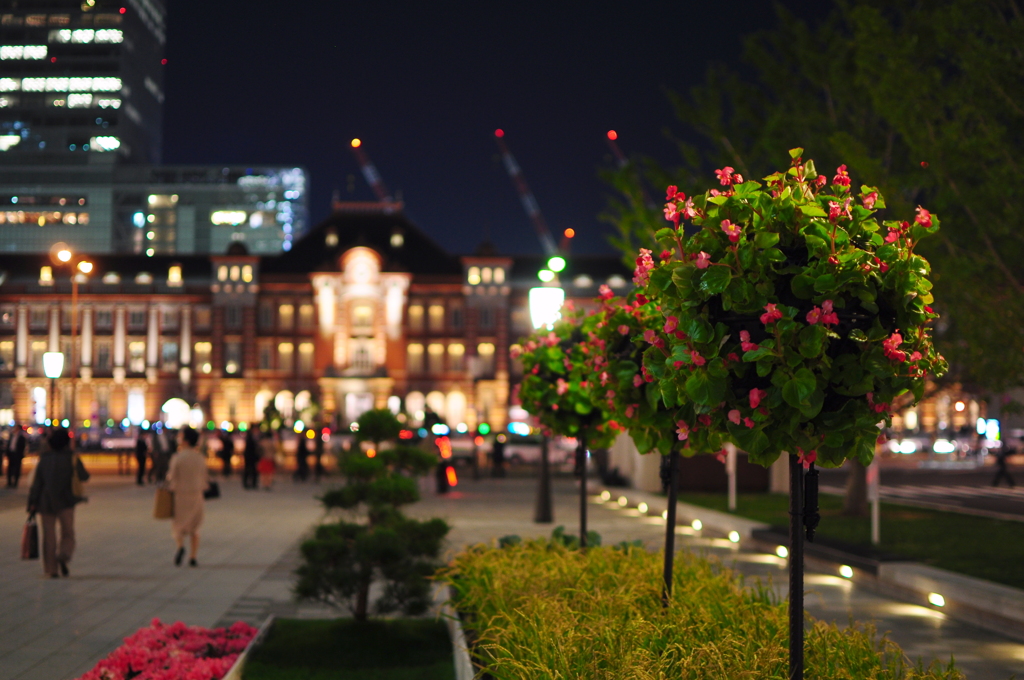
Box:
[634, 150, 945, 468]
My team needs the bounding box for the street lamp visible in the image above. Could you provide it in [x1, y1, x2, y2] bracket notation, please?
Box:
[48, 242, 93, 428]
[43, 351, 64, 425]
[528, 269, 565, 523]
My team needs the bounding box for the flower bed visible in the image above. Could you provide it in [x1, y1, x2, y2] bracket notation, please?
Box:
[441, 542, 964, 679]
[77, 618, 258, 680]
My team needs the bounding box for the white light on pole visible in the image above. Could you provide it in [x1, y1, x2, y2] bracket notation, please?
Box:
[529, 287, 565, 330]
[43, 352, 64, 379]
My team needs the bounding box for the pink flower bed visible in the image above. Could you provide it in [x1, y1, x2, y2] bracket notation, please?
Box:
[77, 618, 259, 680]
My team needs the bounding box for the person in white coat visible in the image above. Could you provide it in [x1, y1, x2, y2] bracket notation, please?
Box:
[166, 426, 209, 567]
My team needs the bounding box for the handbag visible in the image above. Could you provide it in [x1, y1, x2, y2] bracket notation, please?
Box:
[21, 514, 39, 560]
[71, 454, 90, 500]
[203, 480, 220, 500]
[153, 485, 174, 519]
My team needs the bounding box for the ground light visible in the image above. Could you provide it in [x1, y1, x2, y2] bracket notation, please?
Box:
[600, 490, 611, 501]
[617, 496, 628, 507]
[637, 502, 648, 514]
[928, 592, 946, 607]
[691, 519, 702, 531]
[661, 510, 668, 520]
[839, 565, 854, 578]
[776, 545, 789, 558]
[728, 531, 741, 543]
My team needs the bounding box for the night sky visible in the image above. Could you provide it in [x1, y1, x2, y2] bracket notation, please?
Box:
[163, 1, 825, 258]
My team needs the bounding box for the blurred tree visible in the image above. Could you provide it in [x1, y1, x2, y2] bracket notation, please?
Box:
[605, 0, 1024, 394]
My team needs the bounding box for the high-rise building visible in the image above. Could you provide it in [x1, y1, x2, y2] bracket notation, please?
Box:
[0, 0, 165, 164]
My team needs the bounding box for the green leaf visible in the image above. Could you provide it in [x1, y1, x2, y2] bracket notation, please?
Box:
[782, 368, 816, 407]
[743, 346, 775, 362]
[728, 421, 769, 455]
[814, 274, 836, 293]
[700, 266, 732, 294]
[655, 227, 676, 241]
[647, 265, 673, 295]
[800, 204, 827, 218]
[789, 148, 804, 159]
[798, 324, 827, 358]
[684, 370, 726, 405]
[791, 274, 815, 299]
[682, 317, 715, 344]
[754, 231, 780, 249]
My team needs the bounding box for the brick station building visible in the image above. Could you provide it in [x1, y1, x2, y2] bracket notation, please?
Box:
[0, 202, 629, 433]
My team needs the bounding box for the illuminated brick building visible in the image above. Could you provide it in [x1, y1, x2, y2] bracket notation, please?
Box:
[0, 201, 629, 432]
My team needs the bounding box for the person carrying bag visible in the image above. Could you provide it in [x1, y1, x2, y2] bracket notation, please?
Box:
[21, 513, 39, 560]
[154, 483, 174, 519]
[27, 428, 82, 578]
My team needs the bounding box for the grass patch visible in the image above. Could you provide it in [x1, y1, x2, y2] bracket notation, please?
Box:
[443, 541, 963, 679]
[242, 618, 454, 680]
[678, 492, 1024, 589]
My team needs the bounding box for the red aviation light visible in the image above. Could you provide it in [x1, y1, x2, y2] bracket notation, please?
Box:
[607, 130, 618, 140]
[494, 129, 504, 138]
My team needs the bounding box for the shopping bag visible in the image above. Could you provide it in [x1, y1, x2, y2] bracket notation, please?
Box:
[203, 481, 220, 500]
[153, 486, 174, 519]
[71, 454, 90, 500]
[21, 515, 39, 560]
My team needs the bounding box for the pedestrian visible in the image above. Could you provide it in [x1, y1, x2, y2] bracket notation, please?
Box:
[151, 427, 170, 482]
[313, 427, 325, 481]
[257, 430, 277, 490]
[294, 429, 312, 482]
[26, 428, 89, 578]
[992, 446, 1016, 488]
[217, 428, 233, 477]
[166, 426, 208, 567]
[491, 434, 507, 478]
[6, 422, 27, 488]
[134, 431, 149, 486]
[242, 429, 259, 490]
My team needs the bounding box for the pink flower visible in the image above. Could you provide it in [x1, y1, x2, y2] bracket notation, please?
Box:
[556, 378, 568, 395]
[875, 256, 889, 273]
[806, 307, 822, 325]
[726, 352, 739, 363]
[510, 345, 522, 359]
[633, 248, 654, 286]
[625, 404, 637, 418]
[739, 330, 758, 352]
[884, 229, 900, 244]
[691, 350, 706, 366]
[664, 316, 678, 333]
[760, 303, 783, 325]
[721, 219, 742, 243]
[743, 417, 755, 428]
[909, 351, 922, 362]
[862, 191, 878, 210]
[797, 449, 817, 469]
[749, 388, 768, 409]
[820, 299, 839, 326]
[716, 449, 728, 464]
[915, 206, 933, 229]
[633, 374, 643, 388]
[715, 166, 735, 186]
[666, 185, 680, 201]
[618, 324, 630, 335]
[695, 251, 711, 269]
[728, 409, 741, 425]
[660, 249, 672, 261]
[698, 414, 712, 427]
[681, 196, 697, 219]
[832, 164, 851, 187]
[643, 329, 664, 348]
[664, 202, 680, 224]
[815, 175, 828, 189]
[882, 332, 906, 362]
[828, 198, 852, 222]
[599, 284, 613, 300]
[676, 420, 690, 441]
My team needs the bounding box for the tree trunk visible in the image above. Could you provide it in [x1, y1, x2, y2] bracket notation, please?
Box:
[354, 575, 371, 622]
[843, 460, 868, 516]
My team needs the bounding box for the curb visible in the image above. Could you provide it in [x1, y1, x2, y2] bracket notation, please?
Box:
[221, 614, 276, 680]
[434, 583, 475, 680]
[597, 486, 1024, 643]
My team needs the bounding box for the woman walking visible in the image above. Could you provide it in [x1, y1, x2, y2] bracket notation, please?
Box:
[166, 426, 208, 567]
[257, 430, 277, 490]
[27, 428, 89, 578]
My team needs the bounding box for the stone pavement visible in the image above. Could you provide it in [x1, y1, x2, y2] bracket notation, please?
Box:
[1, 471, 1023, 679]
[0, 474, 329, 680]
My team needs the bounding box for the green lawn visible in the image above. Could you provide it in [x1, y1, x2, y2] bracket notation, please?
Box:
[678, 492, 1024, 590]
[243, 618, 455, 680]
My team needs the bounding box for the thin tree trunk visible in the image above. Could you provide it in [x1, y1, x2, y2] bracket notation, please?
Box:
[354, 575, 371, 622]
[789, 453, 804, 680]
[843, 460, 868, 516]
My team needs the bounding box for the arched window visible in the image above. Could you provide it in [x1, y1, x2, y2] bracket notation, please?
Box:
[426, 391, 446, 419]
[275, 390, 295, 419]
[405, 391, 425, 423]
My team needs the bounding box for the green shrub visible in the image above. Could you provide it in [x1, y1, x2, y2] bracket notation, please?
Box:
[441, 541, 963, 679]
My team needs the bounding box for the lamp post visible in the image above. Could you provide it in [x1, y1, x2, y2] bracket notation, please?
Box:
[42, 351, 64, 426]
[528, 276, 565, 525]
[50, 244, 92, 429]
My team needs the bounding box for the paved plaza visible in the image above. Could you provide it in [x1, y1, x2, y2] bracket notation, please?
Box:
[0, 471, 1021, 679]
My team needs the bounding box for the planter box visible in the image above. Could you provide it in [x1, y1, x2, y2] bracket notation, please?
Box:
[220, 615, 275, 680]
[434, 583, 474, 680]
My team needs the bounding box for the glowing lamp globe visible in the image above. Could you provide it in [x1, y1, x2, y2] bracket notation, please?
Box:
[42, 352, 64, 379]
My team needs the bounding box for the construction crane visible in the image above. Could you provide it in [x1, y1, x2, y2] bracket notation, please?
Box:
[349, 138, 394, 204]
[493, 129, 561, 256]
[606, 130, 656, 210]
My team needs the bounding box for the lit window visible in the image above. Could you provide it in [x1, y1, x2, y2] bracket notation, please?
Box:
[167, 265, 182, 286]
[407, 343, 423, 372]
[0, 135, 20, 150]
[217, 265, 227, 281]
[50, 29, 73, 43]
[427, 343, 444, 374]
[0, 45, 47, 60]
[69, 77, 92, 91]
[45, 77, 69, 91]
[482, 267, 492, 284]
[194, 342, 212, 374]
[278, 304, 294, 330]
[90, 77, 121, 92]
[135, 272, 153, 284]
[241, 265, 253, 282]
[407, 305, 423, 332]
[39, 266, 53, 285]
[298, 343, 314, 375]
[225, 341, 241, 374]
[71, 29, 95, 43]
[0, 340, 14, 371]
[494, 268, 505, 284]
[353, 304, 372, 330]
[229, 265, 239, 281]
[211, 210, 246, 226]
[22, 78, 45, 92]
[102, 272, 119, 284]
[428, 304, 445, 332]
[94, 29, 123, 43]
[89, 136, 120, 152]
[448, 343, 465, 371]
[128, 341, 145, 373]
[278, 342, 294, 372]
[0, 79, 19, 92]
[161, 341, 178, 370]
[97, 98, 120, 109]
[478, 343, 495, 375]
[467, 266, 480, 285]
[298, 304, 314, 331]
